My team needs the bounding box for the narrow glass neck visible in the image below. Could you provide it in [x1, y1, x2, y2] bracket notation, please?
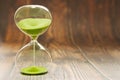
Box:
[31, 36, 38, 40]
[30, 39, 38, 44]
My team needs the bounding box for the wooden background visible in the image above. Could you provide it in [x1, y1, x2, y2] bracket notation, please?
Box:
[0, 0, 120, 80]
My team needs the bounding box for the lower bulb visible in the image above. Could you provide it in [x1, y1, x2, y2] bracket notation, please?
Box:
[15, 40, 52, 75]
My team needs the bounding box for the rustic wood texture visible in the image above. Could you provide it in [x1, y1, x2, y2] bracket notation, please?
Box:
[0, 0, 120, 80]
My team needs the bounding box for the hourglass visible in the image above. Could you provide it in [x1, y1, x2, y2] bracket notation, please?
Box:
[14, 5, 52, 75]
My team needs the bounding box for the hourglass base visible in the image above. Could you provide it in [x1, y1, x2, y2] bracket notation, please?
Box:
[15, 40, 52, 75]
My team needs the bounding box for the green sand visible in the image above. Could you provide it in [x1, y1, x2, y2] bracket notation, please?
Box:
[18, 18, 51, 75]
[21, 66, 48, 75]
[17, 18, 51, 39]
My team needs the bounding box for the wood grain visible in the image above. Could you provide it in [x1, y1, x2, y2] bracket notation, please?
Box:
[0, 0, 120, 80]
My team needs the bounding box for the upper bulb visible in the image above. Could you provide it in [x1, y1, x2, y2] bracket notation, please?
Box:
[14, 5, 52, 39]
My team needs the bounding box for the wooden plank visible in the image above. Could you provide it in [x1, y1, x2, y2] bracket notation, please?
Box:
[78, 43, 120, 80]
[0, 43, 18, 80]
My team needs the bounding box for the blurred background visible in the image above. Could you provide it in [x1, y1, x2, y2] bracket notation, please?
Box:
[0, 0, 120, 46]
[0, 0, 120, 80]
